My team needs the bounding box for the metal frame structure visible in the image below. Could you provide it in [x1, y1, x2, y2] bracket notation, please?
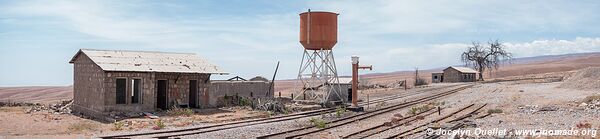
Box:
[295, 48, 343, 103]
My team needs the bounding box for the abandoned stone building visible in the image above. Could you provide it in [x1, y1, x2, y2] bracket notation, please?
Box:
[431, 66, 478, 83]
[69, 49, 227, 117]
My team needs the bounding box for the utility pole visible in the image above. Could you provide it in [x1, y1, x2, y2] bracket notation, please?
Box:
[414, 67, 419, 86]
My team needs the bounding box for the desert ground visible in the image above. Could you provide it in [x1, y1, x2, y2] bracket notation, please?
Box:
[1, 53, 600, 138]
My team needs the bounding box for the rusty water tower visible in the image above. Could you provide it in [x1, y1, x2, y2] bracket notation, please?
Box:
[295, 10, 344, 104]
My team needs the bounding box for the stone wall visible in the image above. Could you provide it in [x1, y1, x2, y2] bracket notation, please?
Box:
[209, 81, 273, 107]
[103, 72, 211, 111]
[72, 53, 106, 114]
[442, 68, 476, 82]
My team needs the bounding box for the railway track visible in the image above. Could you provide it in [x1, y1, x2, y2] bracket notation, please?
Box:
[342, 106, 439, 139]
[98, 84, 463, 139]
[256, 85, 473, 139]
[384, 103, 487, 139]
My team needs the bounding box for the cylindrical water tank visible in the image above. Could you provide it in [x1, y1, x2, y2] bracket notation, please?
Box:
[299, 11, 338, 50]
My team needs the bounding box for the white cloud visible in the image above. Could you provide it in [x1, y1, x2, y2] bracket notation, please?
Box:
[4, 0, 299, 51]
[312, 0, 599, 35]
[505, 37, 600, 57]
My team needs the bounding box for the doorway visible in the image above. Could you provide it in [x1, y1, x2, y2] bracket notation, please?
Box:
[189, 80, 198, 108]
[347, 88, 352, 102]
[156, 80, 168, 110]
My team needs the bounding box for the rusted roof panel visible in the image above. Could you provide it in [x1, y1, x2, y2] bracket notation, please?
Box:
[70, 49, 227, 74]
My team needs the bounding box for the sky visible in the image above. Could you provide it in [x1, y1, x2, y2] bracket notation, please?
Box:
[1, 0, 600, 86]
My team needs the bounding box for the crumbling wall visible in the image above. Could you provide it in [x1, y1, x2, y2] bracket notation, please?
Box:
[209, 81, 273, 107]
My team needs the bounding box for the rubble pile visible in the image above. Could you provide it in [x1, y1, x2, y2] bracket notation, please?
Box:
[25, 100, 73, 114]
[579, 99, 600, 110]
[559, 67, 600, 90]
[253, 98, 287, 113]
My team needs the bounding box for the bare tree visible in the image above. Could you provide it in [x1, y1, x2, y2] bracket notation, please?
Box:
[461, 40, 512, 81]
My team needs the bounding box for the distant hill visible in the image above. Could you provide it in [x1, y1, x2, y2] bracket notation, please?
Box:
[0, 86, 72, 104]
[276, 52, 600, 92]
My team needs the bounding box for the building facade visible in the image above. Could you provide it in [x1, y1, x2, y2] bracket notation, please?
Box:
[431, 67, 477, 83]
[431, 72, 444, 83]
[69, 49, 226, 118]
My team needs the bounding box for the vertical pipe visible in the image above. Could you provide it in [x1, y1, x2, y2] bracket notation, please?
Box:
[307, 9, 311, 45]
[351, 56, 359, 107]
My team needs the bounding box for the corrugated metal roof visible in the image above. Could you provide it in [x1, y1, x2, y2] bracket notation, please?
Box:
[69, 49, 227, 74]
[337, 77, 353, 84]
[447, 66, 478, 73]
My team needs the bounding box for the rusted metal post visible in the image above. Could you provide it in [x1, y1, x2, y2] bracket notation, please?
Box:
[351, 55, 372, 108]
[279, 92, 281, 98]
[438, 106, 441, 115]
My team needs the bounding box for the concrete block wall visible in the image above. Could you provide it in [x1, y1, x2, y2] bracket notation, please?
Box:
[72, 53, 106, 113]
[103, 72, 155, 112]
[102, 72, 210, 112]
[442, 68, 476, 82]
[154, 73, 210, 108]
[443, 68, 462, 83]
[209, 81, 273, 107]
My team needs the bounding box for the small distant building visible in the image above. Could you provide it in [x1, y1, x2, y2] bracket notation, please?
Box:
[69, 49, 226, 119]
[335, 77, 352, 102]
[431, 67, 478, 83]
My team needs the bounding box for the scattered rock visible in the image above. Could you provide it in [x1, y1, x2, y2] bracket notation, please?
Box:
[579, 103, 588, 107]
[253, 98, 287, 113]
[539, 106, 559, 111]
[23, 100, 73, 114]
[391, 117, 403, 122]
[393, 113, 403, 118]
[383, 122, 393, 126]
